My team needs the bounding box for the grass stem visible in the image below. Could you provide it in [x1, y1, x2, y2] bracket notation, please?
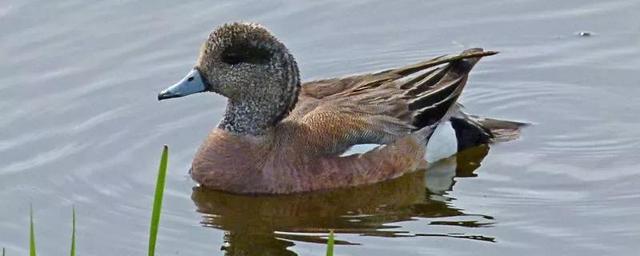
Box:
[148, 145, 169, 256]
[30, 206, 36, 256]
[326, 230, 334, 256]
[70, 207, 76, 256]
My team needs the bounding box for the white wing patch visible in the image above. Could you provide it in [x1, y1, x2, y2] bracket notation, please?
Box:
[338, 122, 458, 160]
[339, 143, 384, 157]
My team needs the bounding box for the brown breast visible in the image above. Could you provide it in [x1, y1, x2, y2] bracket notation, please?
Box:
[191, 128, 427, 194]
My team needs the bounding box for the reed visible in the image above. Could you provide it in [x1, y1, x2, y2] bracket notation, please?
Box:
[29, 206, 36, 256]
[70, 208, 76, 256]
[148, 145, 169, 256]
[326, 230, 334, 256]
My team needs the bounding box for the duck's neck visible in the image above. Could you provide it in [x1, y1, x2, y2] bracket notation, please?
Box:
[218, 97, 290, 136]
[218, 54, 301, 136]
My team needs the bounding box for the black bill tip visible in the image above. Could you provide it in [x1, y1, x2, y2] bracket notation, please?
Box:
[157, 91, 179, 101]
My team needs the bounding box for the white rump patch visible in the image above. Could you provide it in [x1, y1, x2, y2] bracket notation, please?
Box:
[426, 121, 458, 163]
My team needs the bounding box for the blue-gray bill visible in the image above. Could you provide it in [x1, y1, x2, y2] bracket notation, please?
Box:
[158, 68, 206, 100]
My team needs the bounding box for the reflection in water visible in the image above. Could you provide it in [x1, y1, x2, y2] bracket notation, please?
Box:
[191, 146, 492, 255]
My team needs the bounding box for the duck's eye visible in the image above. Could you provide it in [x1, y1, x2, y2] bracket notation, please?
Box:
[222, 53, 243, 65]
[221, 44, 272, 65]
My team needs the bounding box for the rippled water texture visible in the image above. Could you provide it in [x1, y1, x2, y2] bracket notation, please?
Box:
[1, 0, 639, 255]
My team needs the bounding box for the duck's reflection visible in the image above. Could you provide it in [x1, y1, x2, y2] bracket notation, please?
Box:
[191, 145, 492, 255]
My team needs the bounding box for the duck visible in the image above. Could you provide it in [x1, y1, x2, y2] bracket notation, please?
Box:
[158, 22, 525, 194]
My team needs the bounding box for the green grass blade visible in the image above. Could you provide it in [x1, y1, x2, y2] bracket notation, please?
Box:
[2, 247, 5, 256]
[70, 207, 76, 256]
[148, 145, 169, 256]
[30, 206, 36, 256]
[326, 230, 334, 256]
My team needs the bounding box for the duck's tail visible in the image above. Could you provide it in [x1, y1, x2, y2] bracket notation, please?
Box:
[449, 107, 528, 151]
[389, 47, 526, 151]
[393, 48, 495, 142]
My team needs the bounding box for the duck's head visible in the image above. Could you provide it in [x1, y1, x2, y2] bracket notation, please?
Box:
[158, 22, 300, 109]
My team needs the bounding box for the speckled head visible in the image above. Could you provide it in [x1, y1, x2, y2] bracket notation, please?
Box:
[196, 22, 300, 101]
[159, 22, 301, 135]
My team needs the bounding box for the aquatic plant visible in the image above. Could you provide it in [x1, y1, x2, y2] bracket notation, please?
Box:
[70, 208, 76, 256]
[148, 145, 168, 256]
[326, 230, 334, 256]
[29, 206, 36, 256]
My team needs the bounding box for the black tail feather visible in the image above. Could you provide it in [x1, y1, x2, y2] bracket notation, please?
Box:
[389, 48, 525, 151]
[409, 48, 486, 130]
[450, 110, 528, 151]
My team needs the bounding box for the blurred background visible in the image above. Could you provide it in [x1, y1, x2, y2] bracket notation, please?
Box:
[1, 0, 639, 255]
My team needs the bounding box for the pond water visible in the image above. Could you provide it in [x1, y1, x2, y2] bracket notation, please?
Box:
[1, 0, 639, 255]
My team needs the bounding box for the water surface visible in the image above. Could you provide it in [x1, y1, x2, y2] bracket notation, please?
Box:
[1, 0, 639, 255]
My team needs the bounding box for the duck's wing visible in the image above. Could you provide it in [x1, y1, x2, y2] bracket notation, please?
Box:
[299, 49, 497, 100]
[288, 48, 496, 155]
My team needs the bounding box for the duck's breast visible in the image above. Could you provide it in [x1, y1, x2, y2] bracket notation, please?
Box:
[191, 129, 268, 193]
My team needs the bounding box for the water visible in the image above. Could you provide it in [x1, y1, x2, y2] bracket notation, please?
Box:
[1, 0, 639, 255]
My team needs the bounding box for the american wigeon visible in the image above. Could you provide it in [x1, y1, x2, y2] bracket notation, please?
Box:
[158, 22, 524, 194]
